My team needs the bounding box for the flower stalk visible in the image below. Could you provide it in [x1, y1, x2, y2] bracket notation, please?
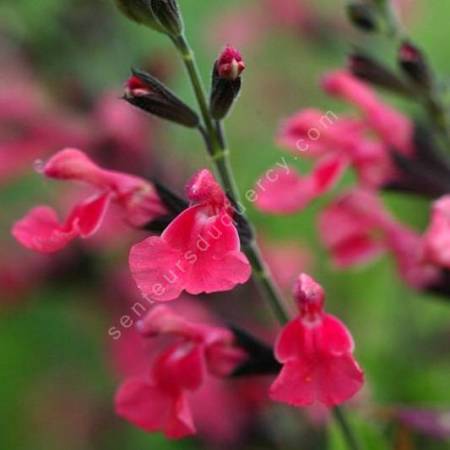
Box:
[171, 33, 289, 325]
[170, 26, 360, 450]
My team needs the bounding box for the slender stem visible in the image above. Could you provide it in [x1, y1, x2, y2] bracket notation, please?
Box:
[172, 35, 219, 151]
[332, 407, 362, 450]
[172, 30, 359, 450]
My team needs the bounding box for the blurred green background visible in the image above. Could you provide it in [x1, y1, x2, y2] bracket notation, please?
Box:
[0, 1, 449, 449]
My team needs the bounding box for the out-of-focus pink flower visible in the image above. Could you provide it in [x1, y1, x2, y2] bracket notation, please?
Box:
[277, 109, 363, 157]
[129, 169, 251, 302]
[266, 0, 311, 28]
[12, 148, 166, 253]
[110, 298, 266, 444]
[207, 0, 319, 49]
[91, 92, 152, 175]
[277, 108, 395, 187]
[0, 73, 88, 185]
[423, 195, 450, 268]
[270, 274, 364, 407]
[319, 189, 440, 289]
[115, 305, 246, 439]
[255, 156, 346, 214]
[319, 189, 390, 268]
[208, 6, 266, 49]
[322, 71, 413, 156]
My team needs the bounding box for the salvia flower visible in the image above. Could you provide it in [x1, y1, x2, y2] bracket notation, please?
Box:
[322, 70, 413, 156]
[210, 46, 246, 120]
[124, 69, 199, 128]
[12, 148, 167, 253]
[255, 156, 346, 214]
[115, 305, 246, 438]
[129, 169, 251, 301]
[270, 273, 364, 407]
[423, 195, 450, 268]
[276, 105, 404, 188]
[319, 189, 440, 290]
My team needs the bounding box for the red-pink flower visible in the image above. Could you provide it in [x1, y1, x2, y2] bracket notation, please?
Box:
[270, 274, 364, 407]
[115, 305, 245, 439]
[255, 156, 346, 214]
[129, 169, 251, 301]
[322, 70, 413, 156]
[319, 189, 440, 289]
[276, 108, 395, 187]
[423, 195, 450, 268]
[12, 148, 167, 253]
[319, 189, 390, 268]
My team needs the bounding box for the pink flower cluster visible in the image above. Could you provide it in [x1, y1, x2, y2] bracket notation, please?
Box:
[10, 50, 366, 444]
[115, 305, 246, 438]
[256, 70, 450, 293]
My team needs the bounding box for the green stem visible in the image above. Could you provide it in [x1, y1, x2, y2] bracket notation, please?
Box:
[332, 407, 362, 450]
[172, 35, 219, 151]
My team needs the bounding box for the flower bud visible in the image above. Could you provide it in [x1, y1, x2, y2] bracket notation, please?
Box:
[150, 0, 183, 37]
[210, 46, 245, 120]
[293, 273, 325, 322]
[113, 0, 164, 32]
[347, 2, 378, 32]
[398, 41, 432, 89]
[124, 69, 199, 127]
[349, 52, 412, 96]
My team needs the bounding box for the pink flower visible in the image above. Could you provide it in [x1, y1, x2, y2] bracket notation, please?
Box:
[277, 108, 395, 187]
[322, 70, 413, 156]
[129, 169, 251, 301]
[320, 189, 440, 289]
[270, 274, 364, 407]
[277, 109, 363, 157]
[115, 305, 245, 439]
[255, 156, 346, 214]
[423, 195, 450, 268]
[12, 148, 167, 253]
[319, 189, 390, 268]
[0, 71, 88, 185]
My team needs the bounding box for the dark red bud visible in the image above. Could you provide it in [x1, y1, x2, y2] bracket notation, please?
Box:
[398, 41, 432, 88]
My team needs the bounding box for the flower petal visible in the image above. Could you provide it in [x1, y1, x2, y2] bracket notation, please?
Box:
[115, 377, 195, 439]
